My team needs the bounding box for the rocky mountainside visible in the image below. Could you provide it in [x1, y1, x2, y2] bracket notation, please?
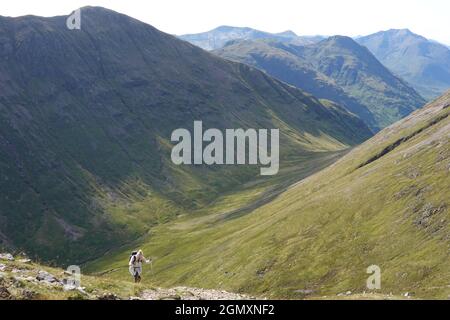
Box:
[0, 7, 372, 263]
[215, 36, 426, 131]
[357, 29, 450, 99]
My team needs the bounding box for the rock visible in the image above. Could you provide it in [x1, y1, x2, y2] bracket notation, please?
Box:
[18, 259, 32, 264]
[97, 293, 119, 300]
[0, 286, 11, 299]
[36, 270, 60, 284]
[346, 291, 352, 295]
[0, 264, 6, 272]
[77, 287, 89, 296]
[63, 284, 78, 291]
[64, 287, 89, 300]
[22, 289, 40, 300]
[404, 292, 410, 297]
[0, 253, 14, 261]
[13, 275, 35, 283]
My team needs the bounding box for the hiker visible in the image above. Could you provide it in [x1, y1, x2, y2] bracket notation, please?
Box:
[129, 250, 150, 283]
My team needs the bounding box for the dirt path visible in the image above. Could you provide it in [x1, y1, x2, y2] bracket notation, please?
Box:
[141, 286, 256, 300]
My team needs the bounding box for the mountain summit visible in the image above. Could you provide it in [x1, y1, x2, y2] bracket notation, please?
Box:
[357, 29, 450, 99]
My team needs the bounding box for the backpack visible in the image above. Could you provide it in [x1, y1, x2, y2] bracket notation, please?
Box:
[129, 251, 138, 265]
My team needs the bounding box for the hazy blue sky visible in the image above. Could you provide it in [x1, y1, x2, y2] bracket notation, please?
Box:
[1, 0, 449, 44]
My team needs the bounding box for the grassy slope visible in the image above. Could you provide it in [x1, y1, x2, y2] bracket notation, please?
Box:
[1, 255, 410, 300]
[88, 91, 450, 299]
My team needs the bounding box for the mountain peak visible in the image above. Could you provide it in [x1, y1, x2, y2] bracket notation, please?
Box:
[73, 5, 121, 16]
[357, 29, 450, 99]
[77, 5, 118, 13]
[276, 30, 298, 37]
[322, 35, 361, 48]
[386, 28, 413, 34]
[383, 28, 424, 39]
[213, 25, 253, 32]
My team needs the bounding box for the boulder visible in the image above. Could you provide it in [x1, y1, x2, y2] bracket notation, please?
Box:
[36, 270, 60, 284]
[22, 289, 39, 300]
[18, 259, 32, 264]
[97, 293, 119, 300]
[0, 286, 11, 299]
[0, 253, 14, 261]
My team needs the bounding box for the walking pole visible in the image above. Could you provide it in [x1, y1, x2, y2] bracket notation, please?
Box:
[149, 258, 154, 276]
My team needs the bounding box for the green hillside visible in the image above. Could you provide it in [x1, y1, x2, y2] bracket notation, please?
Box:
[0, 7, 371, 263]
[214, 36, 426, 131]
[88, 91, 450, 299]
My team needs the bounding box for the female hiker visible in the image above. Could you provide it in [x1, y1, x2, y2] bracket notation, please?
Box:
[129, 249, 150, 283]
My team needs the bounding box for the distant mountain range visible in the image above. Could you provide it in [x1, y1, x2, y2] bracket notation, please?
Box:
[214, 36, 425, 131]
[357, 29, 450, 99]
[179, 26, 325, 50]
[182, 26, 450, 105]
[0, 7, 371, 262]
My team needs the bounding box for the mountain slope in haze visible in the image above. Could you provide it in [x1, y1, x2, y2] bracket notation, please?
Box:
[179, 26, 324, 51]
[0, 7, 372, 263]
[357, 29, 450, 99]
[90, 91, 450, 299]
[215, 36, 426, 131]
